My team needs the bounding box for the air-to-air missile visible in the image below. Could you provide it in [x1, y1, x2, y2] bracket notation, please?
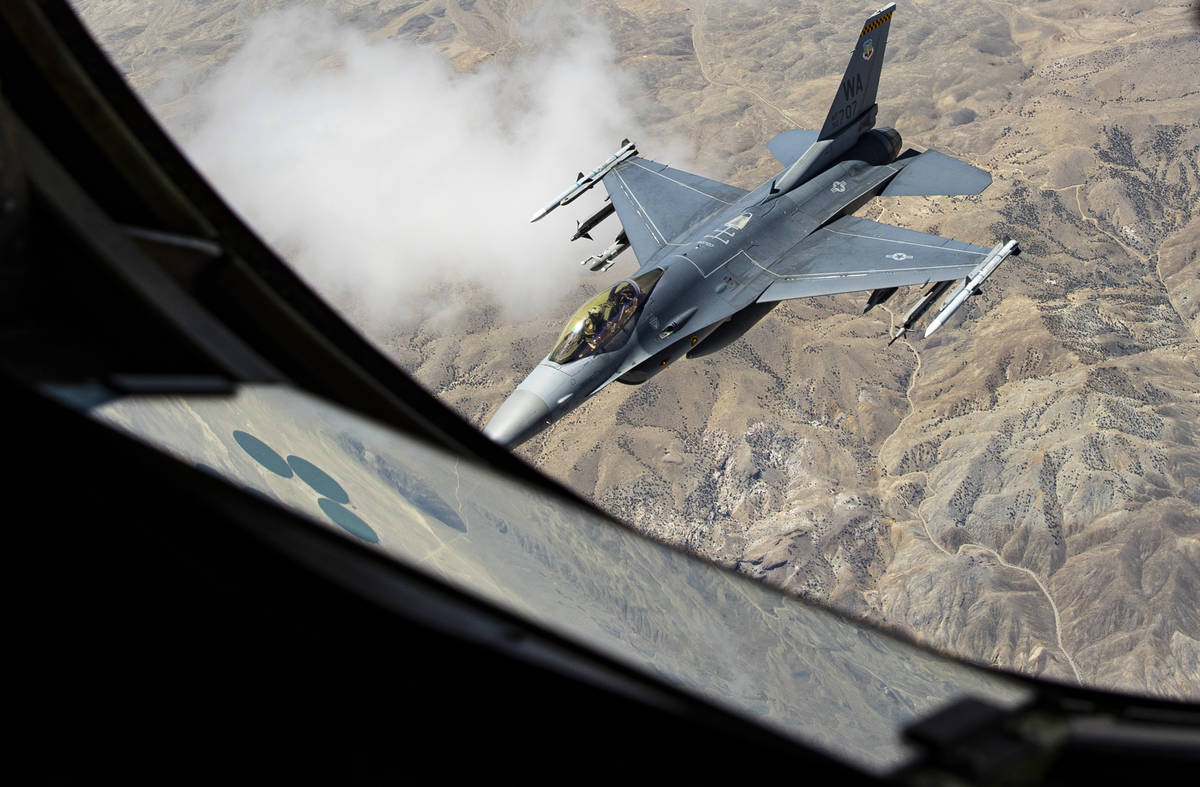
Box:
[887, 240, 1019, 344]
[571, 198, 615, 241]
[924, 240, 1019, 337]
[580, 231, 629, 272]
[528, 139, 637, 223]
[888, 280, 954, 345]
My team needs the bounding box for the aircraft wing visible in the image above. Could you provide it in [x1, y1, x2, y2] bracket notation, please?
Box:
[602, 157, 747, 264]
[757, 215, 990, 302]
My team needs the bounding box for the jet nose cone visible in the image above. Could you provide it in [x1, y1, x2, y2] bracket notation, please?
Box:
[483, 390, 552, 448]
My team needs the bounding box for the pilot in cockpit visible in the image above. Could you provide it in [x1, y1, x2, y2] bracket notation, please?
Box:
[581, 306, 604, 347]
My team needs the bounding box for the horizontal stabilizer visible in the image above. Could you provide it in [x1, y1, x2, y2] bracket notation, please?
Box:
[882, 150, 992, 196]
[766, 129, 819, 166]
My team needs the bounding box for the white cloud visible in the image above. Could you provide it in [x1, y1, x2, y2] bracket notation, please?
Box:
[179, 3, 669, 330]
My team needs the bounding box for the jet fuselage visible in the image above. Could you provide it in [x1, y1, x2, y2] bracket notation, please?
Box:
[484, 138, 904, 447]
[485, 3, 1017, 448]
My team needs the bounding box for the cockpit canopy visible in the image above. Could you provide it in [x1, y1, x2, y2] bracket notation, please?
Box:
[549, 268, 665, 364]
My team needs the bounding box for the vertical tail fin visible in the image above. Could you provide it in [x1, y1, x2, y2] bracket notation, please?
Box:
[818, 3, 895, 140]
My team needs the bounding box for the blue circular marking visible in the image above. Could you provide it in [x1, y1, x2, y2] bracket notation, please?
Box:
[233, 430, 293, 478]
[318, 498, 378, 543]
[286, 455, 350, 504]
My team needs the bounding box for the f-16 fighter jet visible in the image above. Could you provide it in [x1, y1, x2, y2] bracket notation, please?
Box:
[485, 3, 1018, 448]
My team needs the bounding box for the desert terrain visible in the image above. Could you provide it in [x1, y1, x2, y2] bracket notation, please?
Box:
[75, 0, 1199, 700]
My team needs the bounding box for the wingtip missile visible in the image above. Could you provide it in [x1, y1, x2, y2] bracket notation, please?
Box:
[528, 140, 636, 223]
[924, 240, 1018, 337]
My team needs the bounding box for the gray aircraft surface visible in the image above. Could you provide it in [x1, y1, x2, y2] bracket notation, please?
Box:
[485, 3, 1019, 448]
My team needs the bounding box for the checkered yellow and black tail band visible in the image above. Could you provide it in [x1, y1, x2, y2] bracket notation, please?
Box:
[861, 11, 893, 38]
